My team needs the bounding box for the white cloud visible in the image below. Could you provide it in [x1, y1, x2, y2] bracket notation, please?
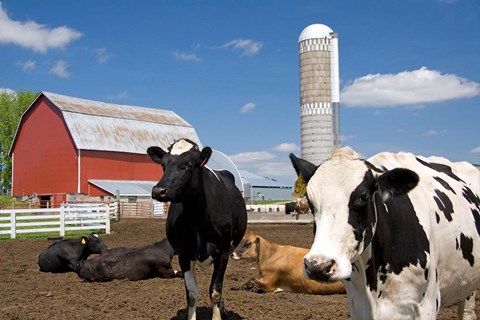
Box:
[240, 102, 256, 113]
[272, 143, 298, 153]
[230, 151, 296, 182]
[0, 87, 15, 94]
[108, 90, 128, 100]
[172, 51, 201, 62]
[50, 59, 70, 78]
[93, 47, 111, 63]
[0, 3, 82, 53]
[470, 147, 480, 154]
[229, 151, 276, 164]
[340, 134, 357, 142]
[222, 39, 264, 56]
[18, 59, 36, 71]
[341, 67, 480, 107]
[423, 129, 447, 137]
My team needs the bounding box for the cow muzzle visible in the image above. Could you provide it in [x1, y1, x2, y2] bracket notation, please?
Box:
[152, 186, 169, 201]
[304, 257, 337, 282]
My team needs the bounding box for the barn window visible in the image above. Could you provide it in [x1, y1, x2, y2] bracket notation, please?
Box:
[128, 196, 137, 203]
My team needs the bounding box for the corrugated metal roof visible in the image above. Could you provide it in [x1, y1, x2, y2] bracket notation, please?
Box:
[240, 170, 291, 188]
[89, 179, 157, 196]
[43, 92, 201, 154]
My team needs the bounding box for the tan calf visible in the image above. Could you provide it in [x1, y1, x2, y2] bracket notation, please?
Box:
[232, 231, 345, 295]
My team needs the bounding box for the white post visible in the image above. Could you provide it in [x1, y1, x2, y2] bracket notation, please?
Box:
[10, 210, 16, 239]
[105, 205, 110, 235]
[60, 205, 65, 237]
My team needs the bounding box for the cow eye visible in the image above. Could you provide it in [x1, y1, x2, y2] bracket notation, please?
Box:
[181, 164, 192, 171]
[244, 242, 251, 248]
[356, 193, 369, 206]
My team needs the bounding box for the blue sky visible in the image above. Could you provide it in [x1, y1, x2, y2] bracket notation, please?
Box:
[1, 0, 479, 184]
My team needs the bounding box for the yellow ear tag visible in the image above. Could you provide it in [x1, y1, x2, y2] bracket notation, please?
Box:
[293, 174, 307, 197]
[81, 238, 86, 245]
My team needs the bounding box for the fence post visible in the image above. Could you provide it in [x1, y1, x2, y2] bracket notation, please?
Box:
[116, 189, 121, 221]
[10, 210, 16, 239]
[105, 204, 111, 235]
[60, 205, 65, 237]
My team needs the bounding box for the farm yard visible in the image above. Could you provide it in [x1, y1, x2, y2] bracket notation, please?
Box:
[0, 218, 478, 320]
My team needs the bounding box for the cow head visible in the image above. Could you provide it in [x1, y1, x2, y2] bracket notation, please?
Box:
[231, 231, 259, 260]
[83, 233, 107, 254]
[147, 138, 212, 202]
[290, 147, 419, 282]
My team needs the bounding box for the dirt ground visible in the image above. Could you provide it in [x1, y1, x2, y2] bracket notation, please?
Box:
[0, 218, 478, 320]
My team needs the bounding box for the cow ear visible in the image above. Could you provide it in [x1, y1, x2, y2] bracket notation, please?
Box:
[376, 168, 419, 201]
[200, 147, 212, 167]
[289, 153, 317, 183]
[81, 236, 87, 245]
[147, 146, 167, 164]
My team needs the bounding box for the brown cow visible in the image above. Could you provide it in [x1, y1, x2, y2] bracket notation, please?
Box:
[232, 231, 345, 294]
[295, 197, 310, 214]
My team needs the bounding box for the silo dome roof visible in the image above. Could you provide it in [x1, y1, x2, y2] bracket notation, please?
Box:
[298, 24, 334, 42]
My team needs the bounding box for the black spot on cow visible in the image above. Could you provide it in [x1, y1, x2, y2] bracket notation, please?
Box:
[435, 212, 440, 224]
[424, 268, 429, 281]
[471, 208, 480, 237]
[433, 189, 454, 222]
[348, 171, 377, 250]
[456, 237, 459, 250]
[416, 157, 463, 183]
[433, 176, 456, 194]
[365, 191, 430, 292]
[459, 233, 475, 267]
[463, 186, 480, 208]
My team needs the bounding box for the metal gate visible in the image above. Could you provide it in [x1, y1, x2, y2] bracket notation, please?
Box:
[153, 200, 166, 217]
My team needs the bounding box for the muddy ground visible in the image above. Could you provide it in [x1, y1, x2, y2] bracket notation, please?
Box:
[0, 218, 477, 319]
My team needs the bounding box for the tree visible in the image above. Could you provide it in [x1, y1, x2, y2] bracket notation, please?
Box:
[0, 90, 39, 192]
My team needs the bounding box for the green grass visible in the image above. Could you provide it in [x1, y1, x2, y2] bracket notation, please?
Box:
[0, 195, 27, 208]
[0, 229, 107, 241]
[249, 200, 288, 205]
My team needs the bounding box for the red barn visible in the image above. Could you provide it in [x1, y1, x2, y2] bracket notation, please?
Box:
[9, 92, 201, 206]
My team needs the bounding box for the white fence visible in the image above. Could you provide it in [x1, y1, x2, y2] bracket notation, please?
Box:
[0, 203, 112, 239]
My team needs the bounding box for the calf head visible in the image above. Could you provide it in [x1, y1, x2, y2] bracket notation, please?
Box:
[290, 147, 419, 282]
[147, 139, 212, 202]
[231, 231, 259, 260]
[84, 233, 107, 254]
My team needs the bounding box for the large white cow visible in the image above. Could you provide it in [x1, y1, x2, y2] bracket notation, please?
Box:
[290, 147, 480, 320]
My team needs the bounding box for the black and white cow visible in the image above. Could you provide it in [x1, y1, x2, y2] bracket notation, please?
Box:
[290, 147, 480, 320]
[147, 139, 247, 320]
[78, 237, 182, 282]
[38, 233, 107, 273]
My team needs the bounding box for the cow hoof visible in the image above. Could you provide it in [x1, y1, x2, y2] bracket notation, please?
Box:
[174, 270, 184, 278]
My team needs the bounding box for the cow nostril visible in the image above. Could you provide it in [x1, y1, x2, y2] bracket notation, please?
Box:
[152, 187, 167, 198]
[304, 257, 336, 281]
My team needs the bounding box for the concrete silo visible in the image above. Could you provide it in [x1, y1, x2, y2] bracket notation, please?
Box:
[298, 24, 340, 165]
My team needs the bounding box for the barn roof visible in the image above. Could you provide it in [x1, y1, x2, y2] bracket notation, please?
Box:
[240, 170, 292, 188]
[89, 179, 156, 196]
[11, 91, 201, 155]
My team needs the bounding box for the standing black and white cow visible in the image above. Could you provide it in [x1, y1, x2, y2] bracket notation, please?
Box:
[38, 233, 107, 273]
[147, 139, 247, 320]
[290, 147, 480, 320]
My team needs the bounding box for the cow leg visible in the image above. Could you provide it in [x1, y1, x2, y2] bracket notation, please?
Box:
[457, 291, 477, 320]
[210, 253, 229, 320]
[183, 260, 198, 320]
[241, 277, 275, 293]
